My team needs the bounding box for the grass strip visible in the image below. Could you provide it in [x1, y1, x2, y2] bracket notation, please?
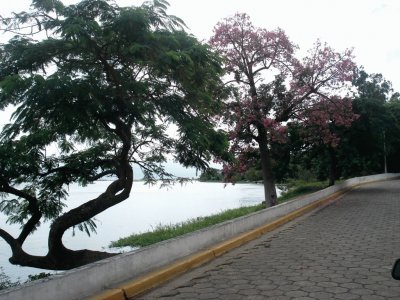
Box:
[110, 204, 264, 248]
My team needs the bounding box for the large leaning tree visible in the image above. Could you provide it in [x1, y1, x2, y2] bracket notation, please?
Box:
[0, 0, 228, 270]
[210, 13, 356, 207]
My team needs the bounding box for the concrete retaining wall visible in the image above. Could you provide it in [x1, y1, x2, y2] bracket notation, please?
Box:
[1, 173, 399, 300]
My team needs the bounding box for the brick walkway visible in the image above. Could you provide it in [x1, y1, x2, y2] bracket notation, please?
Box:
[136, 180, 400, 299]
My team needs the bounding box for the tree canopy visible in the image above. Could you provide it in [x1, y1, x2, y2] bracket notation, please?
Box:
[210, 13, 357, 206]
[0, 0, 227, 270]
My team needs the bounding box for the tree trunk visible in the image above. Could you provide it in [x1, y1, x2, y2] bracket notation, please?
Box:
[0, 121, 135, 270]
[257, 125, 278, 207]
[8, 246, 117, 270]
[2, 163, 134, 270]
[328, 147, 337, 186]
[247, 73, 277, 207]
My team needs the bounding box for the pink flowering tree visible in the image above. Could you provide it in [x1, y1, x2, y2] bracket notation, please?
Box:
[210, 13, 356, 207]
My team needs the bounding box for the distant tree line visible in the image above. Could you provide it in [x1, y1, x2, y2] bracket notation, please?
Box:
[201, 68, 400, 184]
[272, 68, 400, 183]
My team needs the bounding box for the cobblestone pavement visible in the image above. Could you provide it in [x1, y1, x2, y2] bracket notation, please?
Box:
[136, 179, 400, 299]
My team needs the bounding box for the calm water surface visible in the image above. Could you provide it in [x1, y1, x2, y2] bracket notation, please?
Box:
[0, 181, 278, 281]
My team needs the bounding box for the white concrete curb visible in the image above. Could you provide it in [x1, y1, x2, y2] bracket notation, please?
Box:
[0, 173, 398, 300]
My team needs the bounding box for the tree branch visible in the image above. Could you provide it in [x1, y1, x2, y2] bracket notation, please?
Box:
[87, 170, 116, 181]
[0, 228, 17, 248]
[17, 211, 42, 244]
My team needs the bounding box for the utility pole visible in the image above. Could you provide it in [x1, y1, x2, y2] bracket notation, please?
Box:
[383, 131, 387, 173]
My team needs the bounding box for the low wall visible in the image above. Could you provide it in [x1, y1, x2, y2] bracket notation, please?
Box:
[1, 173, 398, 300]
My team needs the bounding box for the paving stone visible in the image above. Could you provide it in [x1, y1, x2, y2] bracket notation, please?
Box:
[340, 282, 363, 289]
[308, 276, 330, 283]
[174, 292, 198, 299]
[329, 276, 353, 283]
[293, 280, 315, 287]
[234, 283, 255, 290]
[267, 296, 291, 300]
[191, 287, 216, 294]
[217, 294, 243, 300]
[243, 296, 266, 300]
[257, 283, 278, 291]
[323, 286, 348, 294]
[300, 285, 325, 293]
[260, 289, 285, 297]
[350, 288, 374, 295]
[196, 292, 219, 299]
[227, 279, 248, 285]
[317, 281, 338, 287]
[374, 288, 400, 297]
[238, 288, 260, 296]
[309, 291, 335, 299]
[360, 296, 386, 300]
[192, 283, 214, 289]
[250, 279, 274, 286]
[334, 293, 360, 299]
[284, 290, 308, 297]
[286, 275, 306, 281]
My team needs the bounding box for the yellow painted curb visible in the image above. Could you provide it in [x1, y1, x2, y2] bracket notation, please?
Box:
[120, 250, 215, 299]
[88, 288, 125, 300]
[184, 250, 216, 269]
[211, 228, 261, 257]
[90, 187, 350, 300]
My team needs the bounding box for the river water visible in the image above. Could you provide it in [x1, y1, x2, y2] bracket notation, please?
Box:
[0, 181, 278, 282]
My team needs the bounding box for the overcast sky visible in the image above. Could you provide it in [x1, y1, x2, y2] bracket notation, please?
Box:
[144, 0, 400, 89]
[1, 0, 399, 103]
[2, 0, 400, 87]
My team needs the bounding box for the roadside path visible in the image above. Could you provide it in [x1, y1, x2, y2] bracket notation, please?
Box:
[137, 179, 400, 299]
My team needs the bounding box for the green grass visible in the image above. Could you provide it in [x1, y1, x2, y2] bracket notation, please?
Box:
[277, 180, 329, 203]
[110, 180, 329, 249]
[110, 204, 264, 248]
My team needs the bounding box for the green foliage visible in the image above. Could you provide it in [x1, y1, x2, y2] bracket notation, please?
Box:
[0, 268, 52, 291]
[385, 97, 400, 171]
[0, 268, 19, 291]
[344, 71, 389, 174]
[26, 272, 52, 282]
[230, 167, 263, 182]
[0, 0, 227, 190]
[199, 168, 223, 181]
[278, 180, 329, 203]
[242, 167, 263, 182]
[338, 69, 400, 176]
[268, 69, 400, 182]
